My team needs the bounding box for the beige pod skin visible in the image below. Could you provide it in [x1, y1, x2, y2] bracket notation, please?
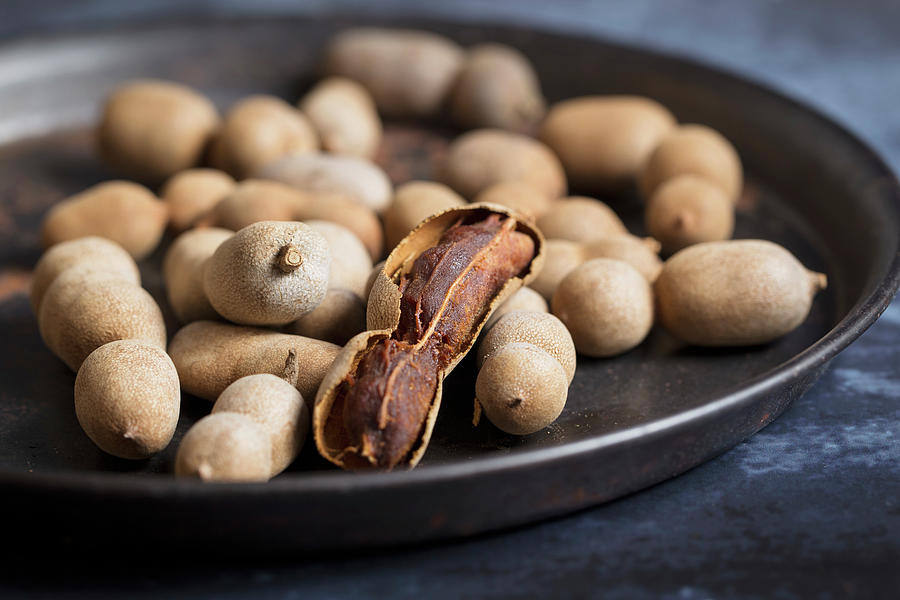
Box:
[640, 124, 743, 201]
[41, 181, 169, 260]
[74, 340, 180, 459]
[654, 240, 828, 346]
[97, 80, 220, 183]
[255, 152, 393, 214]
[582, 235, 663, 282]
[440, 129, 567, 200]
[286, 287, 367, 346]
[203, 221, 331, 326]
[299, 77, 382, 158]
[475, 342, 569, 435]
[540, 96, 676, 191]
[204, 180, 384, 260]
[209, 95, 319, 179]
[528, 239, 587, 301]
[30, 236, 139, 315]
[645, 175, 735, 255]
[168, 320, 340, 402]
[293, 192, 384, 260]
[175, 413, 272, 482]
[314, 204, 545, 470]
[529, 235, 662, 302]
[474, 181, 555, 222]
[382, 181, 466, 251]
[484, 286, 548, 330]
[305, 220, 373, 299]
[161, 169, 236, 231]
[212, 374, 309, 476]
[477, 311, 576, 383]
[321, 28, 465, 119]
[536, 196, 628, 244]
[39, 268, 166, 371]
[449, 43, 546, 133]
[552, 258, 654, 357]
[163, 227, 233, 323]
[286, 220, 371, 345]
[204, 179, 304, 231]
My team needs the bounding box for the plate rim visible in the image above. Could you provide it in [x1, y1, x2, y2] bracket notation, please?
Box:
[1, 13, 899, 498]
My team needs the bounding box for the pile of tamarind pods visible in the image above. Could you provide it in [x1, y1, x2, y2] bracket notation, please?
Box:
[31, 27, 827, 478]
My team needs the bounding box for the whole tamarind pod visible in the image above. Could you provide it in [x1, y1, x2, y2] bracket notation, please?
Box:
[540, 96, 676, 191]
[313, 205, 544, 471]
[299, 77, 382, 159]
[168, 320, 340, 402]
[41, 181, 168, 260]
[321, 28, 464, 119]
[449, 43, 546, 133]
[654, 240, 827, 346]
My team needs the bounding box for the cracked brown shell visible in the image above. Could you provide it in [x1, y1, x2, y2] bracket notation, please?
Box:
[312, 203, 545, 470]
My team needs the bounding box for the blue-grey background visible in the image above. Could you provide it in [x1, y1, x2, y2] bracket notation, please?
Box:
[2, 1, 898, 598]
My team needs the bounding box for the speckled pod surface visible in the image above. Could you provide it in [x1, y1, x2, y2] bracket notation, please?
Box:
[655, 240, 827, 346]
[168, 320, 341, 402]
[203, 221, 331, 326]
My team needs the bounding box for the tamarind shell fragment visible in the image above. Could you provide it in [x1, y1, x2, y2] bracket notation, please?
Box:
[313, 204, 544, 471]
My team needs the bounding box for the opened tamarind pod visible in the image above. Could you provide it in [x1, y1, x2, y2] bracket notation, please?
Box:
[313, 204, 545, 471]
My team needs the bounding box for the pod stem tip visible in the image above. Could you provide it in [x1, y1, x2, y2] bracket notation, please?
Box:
[278, 244, 303, 272]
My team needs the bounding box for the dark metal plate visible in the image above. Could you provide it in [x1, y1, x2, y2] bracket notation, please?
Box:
[1, 16, 898, 554]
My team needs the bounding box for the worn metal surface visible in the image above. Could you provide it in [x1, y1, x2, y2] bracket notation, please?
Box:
[0, 15, 898, 557]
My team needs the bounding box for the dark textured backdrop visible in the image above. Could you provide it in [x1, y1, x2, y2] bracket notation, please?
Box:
[1, 1, 898, 598]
